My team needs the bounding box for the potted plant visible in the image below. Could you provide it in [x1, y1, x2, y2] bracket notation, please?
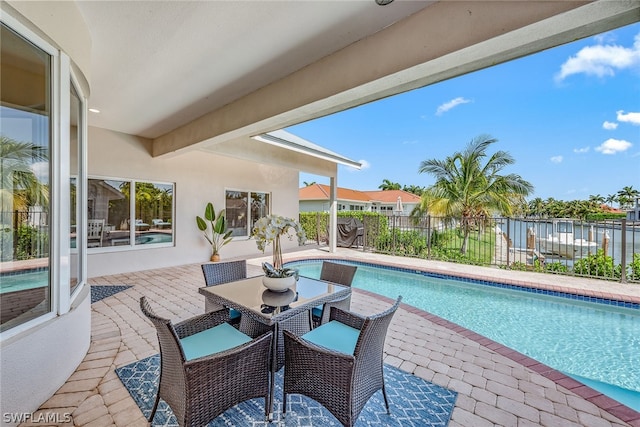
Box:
[251, 214, 306, 291]
[196, 202, 233, 262]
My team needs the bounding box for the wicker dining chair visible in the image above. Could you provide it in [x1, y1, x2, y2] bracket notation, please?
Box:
[283, 296, 402, 427]
[201, 260, 247, 322]
[312, 261, 358, 327]
[140, 296, 272, 426]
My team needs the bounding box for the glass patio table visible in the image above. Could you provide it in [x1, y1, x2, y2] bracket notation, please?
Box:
[198, 274, 351, 419]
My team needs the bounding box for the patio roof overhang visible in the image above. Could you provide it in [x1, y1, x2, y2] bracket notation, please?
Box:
[147, 1, 639, 158]
[252, 130, 361, 170]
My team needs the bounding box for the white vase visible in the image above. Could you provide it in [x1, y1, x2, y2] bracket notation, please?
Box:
[262, 275, 296, 292]
[261, 288, 296, 307]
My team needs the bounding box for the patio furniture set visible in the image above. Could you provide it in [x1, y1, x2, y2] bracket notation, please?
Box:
[140, 260, 401, 427]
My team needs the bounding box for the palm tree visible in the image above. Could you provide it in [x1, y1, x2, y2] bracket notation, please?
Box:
[0, 135, 49, 213]
[528, 197, 545, 218]
[303, 181, 316, 187]
[617, 186, 639, 209]
[378, 179, 401, 191]
[605, 193, 618, 209]
[417, 134, 533, 253]
[402, 184, 425, 196]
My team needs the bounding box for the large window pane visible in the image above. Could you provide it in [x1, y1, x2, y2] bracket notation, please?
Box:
[250, 192, 270, 231]
[87, 179, 129, 247]
[226, 191, 248, 237]
[226, 190, 270, 237]
[134, 181, 173, 246]
[69, 84, 80, 294]
[0, 23, 52, 331]
[86, 178, 174, 248]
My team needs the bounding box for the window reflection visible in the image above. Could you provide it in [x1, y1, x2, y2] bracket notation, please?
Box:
[226, 190, 270, 237]
[87, 179, 129, 247]
[0, 22, 52, 331]
[70, 84, 80, 294]
[134, 182, 173, 246]
[85, 178, 173, 248]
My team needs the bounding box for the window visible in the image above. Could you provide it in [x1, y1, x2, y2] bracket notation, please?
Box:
[87, 178, 174, 248]
[0, 22, 52, 330]
[69, 83, 81, 294]
[225, 190, 270, 237]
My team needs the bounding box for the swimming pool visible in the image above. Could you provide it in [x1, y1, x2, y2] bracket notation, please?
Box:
[286, 259, 640, 412]
[1, 269, 49, 294]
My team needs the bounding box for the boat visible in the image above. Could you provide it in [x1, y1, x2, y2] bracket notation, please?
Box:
[535, 220, 597, 259]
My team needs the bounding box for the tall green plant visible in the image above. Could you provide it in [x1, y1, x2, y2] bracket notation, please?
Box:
[196, 202, 232, 257]
[417, 135, 533, 254]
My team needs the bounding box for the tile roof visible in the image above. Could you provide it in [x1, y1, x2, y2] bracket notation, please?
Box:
[299, 184, 371, 202]
[299, 184, 421, 203]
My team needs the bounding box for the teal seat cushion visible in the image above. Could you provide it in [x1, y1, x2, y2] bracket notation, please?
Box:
[229, 308, 241, 320]
[180, 322, 251, 361]
[302, 320, 360, 355]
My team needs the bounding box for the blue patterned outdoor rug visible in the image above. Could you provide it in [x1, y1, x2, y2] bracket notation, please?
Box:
[116, 354, 457, 426]
[91, 285, 132, 303]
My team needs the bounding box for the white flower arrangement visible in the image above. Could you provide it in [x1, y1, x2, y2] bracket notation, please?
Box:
[251, 214, 306, 275]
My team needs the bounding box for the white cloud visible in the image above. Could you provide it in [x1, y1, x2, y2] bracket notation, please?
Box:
[348, 159, 371, 171]
[31, 162, 49, 182]
[550, 155, 563, 164]
[616, 110, 640, 125]
[602, 121, 618, 130]
[573, 147, 590, 154]
[555, 32, 640, 82]
[595, 138, 632, 154]
[435, 97, 471, 116]
[401, 140, 419, 145]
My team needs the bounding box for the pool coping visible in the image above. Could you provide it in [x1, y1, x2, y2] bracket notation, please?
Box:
[286, 256, 640, 426]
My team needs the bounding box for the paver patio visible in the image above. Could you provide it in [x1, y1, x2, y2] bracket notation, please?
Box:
[21, 248, 640, 427]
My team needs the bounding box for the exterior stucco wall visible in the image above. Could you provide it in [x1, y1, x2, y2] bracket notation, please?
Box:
[300, 201, 329, 212]
[87, 126, 302, 278]
[1, 291, 91, 425]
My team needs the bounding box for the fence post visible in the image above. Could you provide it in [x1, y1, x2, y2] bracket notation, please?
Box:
[427, 215, 431, 259]
[506, 218, 511, 268]
[620, 219, 627, 283]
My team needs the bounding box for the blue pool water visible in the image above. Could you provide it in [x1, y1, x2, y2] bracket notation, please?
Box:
[1, 270, 49, 294]
[287, 259, 640, 412]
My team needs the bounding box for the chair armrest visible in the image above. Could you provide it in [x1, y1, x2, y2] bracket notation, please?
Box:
[174, 309, 230, 338]
[329, 307, 365, 330]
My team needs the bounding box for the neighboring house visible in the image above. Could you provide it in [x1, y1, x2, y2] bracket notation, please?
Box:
[627, 198, 640, 222]
[300, 184, 421, 216]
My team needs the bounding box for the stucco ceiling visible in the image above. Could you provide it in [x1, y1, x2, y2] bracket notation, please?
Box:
[75, 0, 432, 140]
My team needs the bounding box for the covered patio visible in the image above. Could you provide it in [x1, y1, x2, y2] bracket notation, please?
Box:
[33, 248, 639, 426]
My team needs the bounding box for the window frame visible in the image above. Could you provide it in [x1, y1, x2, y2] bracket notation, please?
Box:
[224, 188, 271, 238]
[0, 17, 60, 335]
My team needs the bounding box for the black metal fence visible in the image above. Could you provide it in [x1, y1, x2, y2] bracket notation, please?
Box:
[303, 212, 640, 283]
[1, 210, 50, 261]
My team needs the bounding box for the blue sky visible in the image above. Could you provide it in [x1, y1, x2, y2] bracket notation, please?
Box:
[291, 22, 640, 202]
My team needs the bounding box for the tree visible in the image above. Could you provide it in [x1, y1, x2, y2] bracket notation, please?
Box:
[378, 179, 401, 191]
[528, 197, 545, 218]
[0, 135, 49, 213]
[303, 181, 316, 187]
[605, 193, 618, 208]
[617, 186, 639, 209]
[417, 134, 533, 253]
[402, 185, 425, 196]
